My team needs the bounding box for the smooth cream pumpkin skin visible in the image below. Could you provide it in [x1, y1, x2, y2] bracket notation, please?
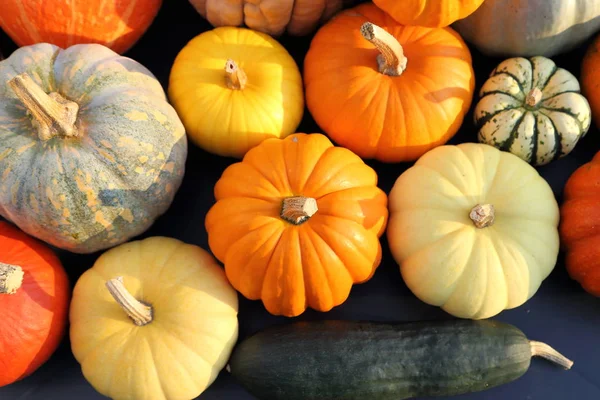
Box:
[0, 43, 187, 254]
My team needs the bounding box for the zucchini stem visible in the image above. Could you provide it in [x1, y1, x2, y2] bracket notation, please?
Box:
[530, 341, 573, 369]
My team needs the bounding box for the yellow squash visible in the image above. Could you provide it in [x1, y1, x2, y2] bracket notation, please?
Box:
[69, 237, 239, 400]
[387, 143, 560, 320]
[169, 27, 304, 158]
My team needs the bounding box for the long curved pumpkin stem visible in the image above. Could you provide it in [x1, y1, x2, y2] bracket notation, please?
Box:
[8, 73, 80, 141]
[530, 341, 574, 370]
[106, 276, 153, 326]
[0, 263, 24, 294]
[360, 22, 407, 76]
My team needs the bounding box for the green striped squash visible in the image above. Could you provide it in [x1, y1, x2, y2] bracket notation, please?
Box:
[0, 43, 187, 254]
[474, 56, 591, 166]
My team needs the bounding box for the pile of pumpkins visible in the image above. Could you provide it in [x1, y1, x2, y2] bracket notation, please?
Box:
[1, 0, 600, 399]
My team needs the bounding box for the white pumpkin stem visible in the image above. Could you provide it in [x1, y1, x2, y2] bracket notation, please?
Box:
[281, 196, 318, 225]
[0, 263, 24, 294]
[360, 22, 407, 76]
[469, 204, 495, 228]
[225, 59, 247, 90]
[526, 87, 543, 107]
[530, 341, 574, 370]
[106, 276, 153, 326]
[8, 73, 80, 141]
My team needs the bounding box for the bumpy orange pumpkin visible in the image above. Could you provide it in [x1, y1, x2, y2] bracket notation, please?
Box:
[581, 33, 600, 130]
[205, 133, 388, 317]
[304, 2, 475, 163]
[560, 151, 600, 296]
[373, 0, 485, 27]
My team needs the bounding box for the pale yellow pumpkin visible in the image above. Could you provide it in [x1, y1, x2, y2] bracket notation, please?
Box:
[169, 27, 304, 158]
[69, 237, 239, 400]
[387, 143, 559, 320]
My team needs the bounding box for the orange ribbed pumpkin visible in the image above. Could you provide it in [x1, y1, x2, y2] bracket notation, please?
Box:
[205, 133, 389, 317]
[303, 2, 475, 163]
[560, 152, 600, 297]
[0, 222, 70, 387]
[581, 33, 600, 130]
[373, 0, 485, 27]
[0, 0, 162, 54]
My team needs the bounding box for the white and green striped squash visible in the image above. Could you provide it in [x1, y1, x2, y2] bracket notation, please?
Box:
[0, 43, 188, 254]
[474, 56, 591, 166]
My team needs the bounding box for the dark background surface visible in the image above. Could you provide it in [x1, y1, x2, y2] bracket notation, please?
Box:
[1, 1, 599, 399]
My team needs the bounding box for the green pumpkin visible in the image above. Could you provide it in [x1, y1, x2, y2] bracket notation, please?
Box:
[0, 43, 187, 254]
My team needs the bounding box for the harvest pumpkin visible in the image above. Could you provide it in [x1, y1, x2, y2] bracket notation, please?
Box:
[303, 2, 475, 163]
[475, 56, 591, 166]
[581, 33, 600, 129]
[453, 0, 600, 57]
[189, 0, 361, 36]
[0, 43, 187, 254]
[0, 221, 70, 387]
[69, 236, 239, 400]
[560, 152, 600, 296]
[387, 143, 560, 319]
[169, 27, 304, 158]
[0, 0, 162, 54]
[373, 0, 485, 27]
[205, 133, 389, 317]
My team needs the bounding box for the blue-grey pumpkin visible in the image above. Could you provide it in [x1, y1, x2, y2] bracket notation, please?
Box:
[0, 43, 187, 254]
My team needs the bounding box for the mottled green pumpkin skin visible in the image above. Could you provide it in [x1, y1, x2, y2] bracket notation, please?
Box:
[0, 43, 187, 254]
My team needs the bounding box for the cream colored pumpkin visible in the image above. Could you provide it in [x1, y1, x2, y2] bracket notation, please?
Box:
[453, 0, 600, 57]
[475, 56, 591, 166]
[387, 143, 560, 320]
[69, 237, 239, 400]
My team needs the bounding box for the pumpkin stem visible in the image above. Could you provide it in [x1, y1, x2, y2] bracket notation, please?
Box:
[526, 87, 543, 107]
[530, 341, 574, 370]
[7, 73, 80, 141]
[281, 196, 318, 225]
[360, 22, 407, 76]
[105, 276, 153, 326]
[469, 204, 495, 228]
[225, 59, 247, 90]
[0, 263, 24, 294]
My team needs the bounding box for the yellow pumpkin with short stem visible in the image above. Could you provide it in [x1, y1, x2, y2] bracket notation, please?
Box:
[168, 26, 304, 158]
[387, 143, 560, 320]
[69, 236, 239, 400]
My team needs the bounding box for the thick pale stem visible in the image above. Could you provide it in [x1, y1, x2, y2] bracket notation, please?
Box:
[526, 87, 543, 107]
[530, 341, 574, 370]
[8, 73, 80, 141]
[469, 204, 495, 228]
[105, 277, 153, 326]
[360, 22, 407, 76]
[224, 59, 247, 90]
[0, 263, 24, 294]
[281, 196, 318, 225]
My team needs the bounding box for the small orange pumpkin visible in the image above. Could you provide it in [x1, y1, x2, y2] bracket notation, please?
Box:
[373, 0, 485, 27]
[581, 33, 600, 130]
[303, 2, 475, 163]
[560, 151, 600, 296]
[205, 133, 388, 317]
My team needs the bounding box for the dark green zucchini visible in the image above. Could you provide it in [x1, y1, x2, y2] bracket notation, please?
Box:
[228, 319, 572, 400]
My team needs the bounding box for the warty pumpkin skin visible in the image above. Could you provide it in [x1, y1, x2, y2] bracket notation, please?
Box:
[0, 0, 162, 54]
[560, 152, 600, 297]
[69, 236, 239, 400]
[387, 143, 560, 320]
[0, 43, 187, 254]
[189, 0, 361, 36]
[205, 133, 389, 317]
[453, 0, 600, 57]
[169, 26, 304, 158]
[581, 33, 600, 130]
[304, 2, 475, 163]
[475, 56, 591, 166]
[373, 0, 485, 28]
[0, 221, 70, 387]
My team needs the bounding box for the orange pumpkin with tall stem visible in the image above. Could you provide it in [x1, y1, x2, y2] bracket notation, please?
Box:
[205, 133, 389, 317]
[0, 222, 70, 387]
[304, 3, 475, 163]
